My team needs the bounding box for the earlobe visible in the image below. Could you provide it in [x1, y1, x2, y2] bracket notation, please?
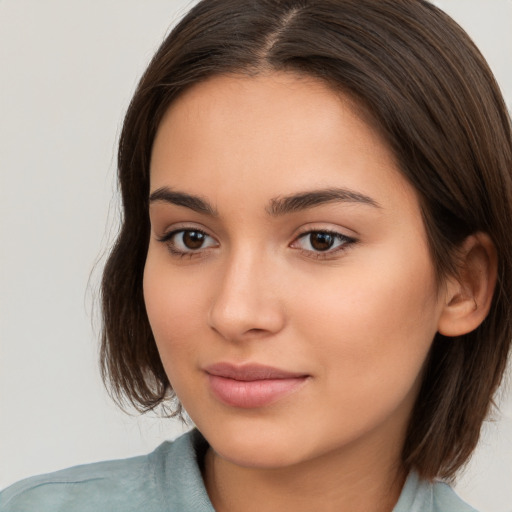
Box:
[437, 233, 497, 337]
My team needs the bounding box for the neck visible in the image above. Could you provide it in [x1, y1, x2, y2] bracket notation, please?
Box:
[203, 433, 406, 512]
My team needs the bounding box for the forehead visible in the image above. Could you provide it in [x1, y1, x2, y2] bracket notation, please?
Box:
[149, 72, 417, 217]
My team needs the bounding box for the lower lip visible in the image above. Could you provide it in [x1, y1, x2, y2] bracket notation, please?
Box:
[207, 374, 308, 408]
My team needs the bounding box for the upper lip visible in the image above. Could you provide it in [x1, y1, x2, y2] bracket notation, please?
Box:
[204, 363, 308, 381]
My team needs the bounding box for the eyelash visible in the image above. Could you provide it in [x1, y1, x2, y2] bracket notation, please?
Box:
[157, 228, 216, 259]
[292, 229, 357, 259]
[157, 228, 357, 260]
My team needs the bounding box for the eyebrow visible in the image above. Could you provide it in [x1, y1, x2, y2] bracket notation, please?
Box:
[148, 186, 380, 217]
[149, 187, 218, 216]
[267, 187, 381, 216]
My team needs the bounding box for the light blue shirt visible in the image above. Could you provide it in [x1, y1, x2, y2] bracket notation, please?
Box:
[0, 429, 477, 511]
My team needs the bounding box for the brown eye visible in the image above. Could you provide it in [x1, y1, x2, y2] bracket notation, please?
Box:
[159, 228, 217, 255]
[182, 230, 207, 249]
[291, 230, 356, 256]
[309, 232, 335, 251]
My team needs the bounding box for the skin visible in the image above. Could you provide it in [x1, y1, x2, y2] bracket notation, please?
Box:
[144, 72, 454, 512]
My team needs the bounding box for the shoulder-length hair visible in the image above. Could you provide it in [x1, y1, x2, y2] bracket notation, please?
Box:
[100, 0, 512, 481]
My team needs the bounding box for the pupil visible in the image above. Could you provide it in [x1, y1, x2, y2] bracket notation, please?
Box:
[183, 231, 205, 249]
[310, 232, 334, 251]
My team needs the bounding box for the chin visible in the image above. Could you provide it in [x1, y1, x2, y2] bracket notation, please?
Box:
[214, 437, 306, 470]
[196, 416, 304, 468]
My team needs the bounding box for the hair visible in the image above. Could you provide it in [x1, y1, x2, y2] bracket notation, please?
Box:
[100, 0, 512, 481]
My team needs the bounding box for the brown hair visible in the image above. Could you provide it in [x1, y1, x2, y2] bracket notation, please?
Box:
[100, 0, 512, 480]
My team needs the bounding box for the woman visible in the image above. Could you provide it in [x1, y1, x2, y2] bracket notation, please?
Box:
[2, 1, 511, 511]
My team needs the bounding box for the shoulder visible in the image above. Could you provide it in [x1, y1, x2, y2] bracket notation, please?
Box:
[0, 430, 213, 512]
[0, 446, 165, 512]
[431, 481, 478, 512]
[394, 471, 478, 512]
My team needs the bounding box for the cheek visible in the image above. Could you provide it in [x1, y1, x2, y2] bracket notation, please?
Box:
[143, 251, 207, 370]
[291, 246, 440, 398]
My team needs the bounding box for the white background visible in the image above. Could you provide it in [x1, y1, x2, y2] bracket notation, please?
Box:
[1, 1, 511, 511]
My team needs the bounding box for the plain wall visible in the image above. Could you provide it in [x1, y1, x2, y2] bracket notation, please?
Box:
[1, 1, 511, 511]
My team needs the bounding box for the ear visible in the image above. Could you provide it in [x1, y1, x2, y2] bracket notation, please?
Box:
[437, 233, 497, 337]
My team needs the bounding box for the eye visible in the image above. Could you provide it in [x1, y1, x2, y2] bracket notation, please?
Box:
[291, 230, 356, 255]
[158, 228, 218, 255]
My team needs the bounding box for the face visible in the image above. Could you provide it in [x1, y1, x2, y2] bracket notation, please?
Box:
[144, 73, 446, 471]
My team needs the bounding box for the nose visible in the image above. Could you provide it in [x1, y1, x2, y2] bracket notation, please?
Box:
[207, 249, 286, 342]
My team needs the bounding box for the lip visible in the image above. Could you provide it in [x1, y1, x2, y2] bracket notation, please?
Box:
[204, 363, 309, 408]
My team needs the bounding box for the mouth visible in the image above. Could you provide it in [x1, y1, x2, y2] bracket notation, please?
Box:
[204, 363, 309, 408]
